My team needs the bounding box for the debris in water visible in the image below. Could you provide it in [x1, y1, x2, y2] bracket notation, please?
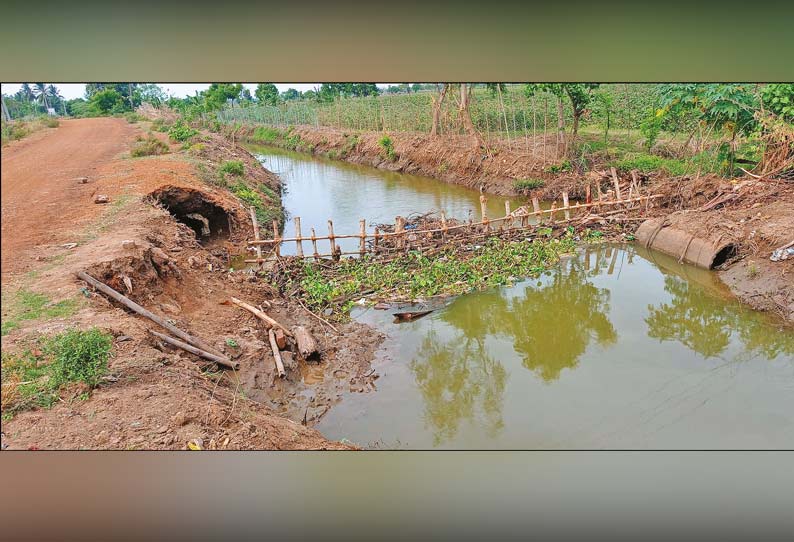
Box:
[393, 310, 434, 323]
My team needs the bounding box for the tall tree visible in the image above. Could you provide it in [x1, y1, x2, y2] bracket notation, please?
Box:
[455, 83, 484, 147]
[32, 83, 50, 111]
[255, 83, 279, 106]
[525, 83, 600, 156]
[430, 83, 449, 137]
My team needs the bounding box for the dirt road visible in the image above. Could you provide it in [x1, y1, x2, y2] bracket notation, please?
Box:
[1, 118, 138, 277]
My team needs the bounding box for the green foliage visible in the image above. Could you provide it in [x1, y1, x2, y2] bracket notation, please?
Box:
[659, 83, 758, 137]
[639, 109, 664, 151]
[89, 89, 126, 114]
[378, 135, 397, 161]
[124, 112, 143, 123]
[219, 160, 245, 176]
[290, 236, 577, 318]
[255, 83, 280, 106]
[151, 118, 172, 132]
[761, 83, 794, 121]
[203, 83, 245, 111]
[2, 289, 79, 336]
[251, 126, 282, 143]
[513, 178, 545, 192]
[545, 160, 572, 174]
[167, 120, 198, 142]
[613, 153, 688, 176]
[46, 328, 113, 389]
[130, 136, 169, 157]
[225, 338, 239, 348]
[340, 134, 359, 158]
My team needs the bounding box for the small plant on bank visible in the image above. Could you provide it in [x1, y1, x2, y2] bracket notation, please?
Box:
[45, 328, 113, 389]
[378, 135, 398, 161]
[513, 178, 545, 193]
[42, 117, 60, 128]
[219, 160, 245, 177]
[225, 338, 239, 348]
[747, 262, 759, 279]
[167, 120, 198, 142]
[545, 160, 572, 174]
[130, 136, 169, 157]
[124, 112, 143, 124]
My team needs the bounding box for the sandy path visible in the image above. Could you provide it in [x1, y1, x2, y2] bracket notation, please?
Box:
[1, 118, 138, 277]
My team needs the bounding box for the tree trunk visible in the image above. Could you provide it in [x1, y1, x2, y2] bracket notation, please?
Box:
[556, 98, 566, 158]
[430, 84, 448, 137]
[459, 84, 484, 148]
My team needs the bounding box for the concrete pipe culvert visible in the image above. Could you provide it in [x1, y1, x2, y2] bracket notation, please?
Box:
[149, 186, 232, 244]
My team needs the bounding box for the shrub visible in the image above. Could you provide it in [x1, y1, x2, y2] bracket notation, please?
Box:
[42, 117, 60, 128]
[124, 112, 143, 124]
[131, 136, 169, 157]
[251, 126, 282, 143]
[168, 121, 198, 142]
[219, 160, 245, 176]
[378, 135, 397, 161]
[613, 153, 687, 176]
[151, 118, 172, 132]
[545, 160, 572, 174]
[513, 178, 545, 193]
[45, 328, 113, 389]
[639, 109, 664, 151]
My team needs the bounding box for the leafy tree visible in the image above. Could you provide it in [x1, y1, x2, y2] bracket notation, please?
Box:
[255, 83, 279, 106]
[281, 88, 301, 100]
[485, 83, 506, 96]
[203, 83, 244, 110]
[89, 89, 125, 114]
[525, 83, 599, 141]
[134, 84, 167, 106]
[32, 83, 50, 111]
[761, 83, 794, 121]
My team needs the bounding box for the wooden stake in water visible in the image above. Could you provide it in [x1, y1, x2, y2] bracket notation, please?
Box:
[532, 198, 541, 225]
[374, 227, 380, 251]
[440, 211, 448, 241]
[585, 183, 592, 204]
[272, 220, 280, 257]
[562, 192, 570, 221]
[549, 201, 557, 224]
[294, 217, 304, 258]
[395, 216, 405, 249]
[310, 228, 319, 261]
[359, 219, 366, 257]
[327, 220, 337, 258]
[480, 193, 489, 232]
[250, 207, 262, 259]
[504, 200, 512, 233]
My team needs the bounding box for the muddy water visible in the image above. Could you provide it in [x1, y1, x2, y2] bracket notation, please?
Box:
[247, 145, 510, 256]
[248, 146, 794, 449]
[317, 244, 794, 449]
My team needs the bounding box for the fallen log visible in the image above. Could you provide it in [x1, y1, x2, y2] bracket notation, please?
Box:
[230, 296, 293, 337]
[268, 329, 286, 378]
[77, 271, 227, 360]
[293, 325, 319, 361]
[148, 330, 239, 370]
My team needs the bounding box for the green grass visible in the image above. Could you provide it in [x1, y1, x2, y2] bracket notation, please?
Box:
[2, 328, 113, 416]
[219, 160, 244, 176]
[251, 126, 282, 143]
[513, 178, 545, 193]
[130, 136, 169, 157]
[378, 135, 397, 161]
[612, 153, 688, 176]
[289, 235, 577, 319]
[2, 289, 80, 336]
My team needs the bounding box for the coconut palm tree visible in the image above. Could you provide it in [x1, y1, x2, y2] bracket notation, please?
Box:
[32, 83, 50, 111]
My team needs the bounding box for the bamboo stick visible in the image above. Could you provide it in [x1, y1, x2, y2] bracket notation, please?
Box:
[149, 330, 239, 370]
[250, 207, 262, 259]
[480, 193, 489, 232]
[395, 216, 405, 249]
[504, 201, 512, 233]
[359, 219, 366, 257]
[328, 220, 337, 257]
[374, 227, 380, 250]
[585, 183, 592, 204]
[611, 167, 622, 200]
[562, 192, 570, 220]
[268, 329, 286, 378]
[310, 227, 319, 260]
[77, 271, 228, 362]
[549, 201, 557, 224]
[294, 217, 304, 258]
[230, 297, 294, 337]
[440, 212, 448, 241]
[272, 220, 280, 257]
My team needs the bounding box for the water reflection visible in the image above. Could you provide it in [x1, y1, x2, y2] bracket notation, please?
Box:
[646, 275, 794, 360]
[411, 331, 506, 446]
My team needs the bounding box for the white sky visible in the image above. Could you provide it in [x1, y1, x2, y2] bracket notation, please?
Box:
[1, 83, 390, 100]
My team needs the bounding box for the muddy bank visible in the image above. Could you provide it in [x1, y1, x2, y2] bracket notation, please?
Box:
[2, 122, 381, 450]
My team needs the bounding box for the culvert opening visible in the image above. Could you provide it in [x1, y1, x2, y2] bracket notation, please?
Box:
[150, 186, 231, 243]
[711, 244, 738, 269]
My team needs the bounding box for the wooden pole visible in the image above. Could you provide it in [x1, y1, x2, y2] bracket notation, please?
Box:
[77, 271, 228, 362]
[310, 228, 319, 261]
[148, 330, 239, 370]
[440, 211, 448, 241]
[374, 227, 380, 251]
[359, 219, 366, 257]
[250, 207, 262, 259]
[268, 329, 286, 378]
[230, 297, 294, 337]
[328, 220, 337, 257]
[395, 216, 405, 249]
[294, 217, 304, 258]
[549, 201, 557, 224]
[272, 220, 281, 257]
[562, 192, 570, 220]
[610, 167, 622, 200]
[585, 183, 592, 205]
[480, 193, 489, 232]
